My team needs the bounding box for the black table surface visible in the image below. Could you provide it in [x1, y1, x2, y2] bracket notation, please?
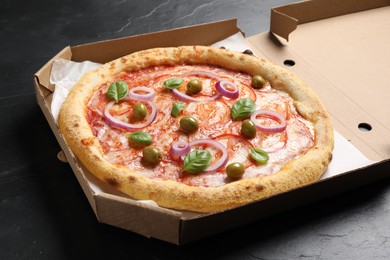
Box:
[2, 0, 390, 259]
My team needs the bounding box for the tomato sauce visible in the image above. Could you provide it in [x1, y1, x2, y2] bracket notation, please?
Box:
[86, 65, 315, 187]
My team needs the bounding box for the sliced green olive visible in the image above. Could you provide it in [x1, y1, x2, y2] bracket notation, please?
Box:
[180, 116, 199, 133]
[142, 146, 162, 165]
[186, 79, 203, 95]
[251, 75, 266, 89]
[226, 162, 245, 179]
[241, 119, 257, 139]
[133, 102, 147, 119]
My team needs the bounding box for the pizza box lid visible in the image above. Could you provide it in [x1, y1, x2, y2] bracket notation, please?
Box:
[249, 0, 390, 162]
[34, 0, 390, 245]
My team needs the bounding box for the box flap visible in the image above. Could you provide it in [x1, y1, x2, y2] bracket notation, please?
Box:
[35, 19, 242, 90]
[71, 19, 242, 63]
[270, 0, 390, 41]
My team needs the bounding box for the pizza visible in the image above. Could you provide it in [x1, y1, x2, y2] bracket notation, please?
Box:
[58, 46, 333, 213]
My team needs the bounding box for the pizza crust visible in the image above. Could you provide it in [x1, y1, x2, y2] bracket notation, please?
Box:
[58, 46, 333, 213]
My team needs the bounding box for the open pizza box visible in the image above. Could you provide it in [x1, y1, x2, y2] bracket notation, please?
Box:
[34, 0, 390, 244]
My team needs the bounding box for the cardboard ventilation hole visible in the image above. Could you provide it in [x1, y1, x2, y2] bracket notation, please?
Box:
[283, 59, 296, 67]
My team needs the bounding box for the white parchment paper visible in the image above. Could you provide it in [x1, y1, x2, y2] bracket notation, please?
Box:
[50, 58, 101, 122]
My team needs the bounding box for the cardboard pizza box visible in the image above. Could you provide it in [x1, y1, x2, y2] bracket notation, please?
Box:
[34, 0, 390, 244]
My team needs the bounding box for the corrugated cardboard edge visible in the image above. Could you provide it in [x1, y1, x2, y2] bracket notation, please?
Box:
[96, 193, 183, 244]
[270, 0, 390, 41]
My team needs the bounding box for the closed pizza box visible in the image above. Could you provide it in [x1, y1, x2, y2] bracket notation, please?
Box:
[34, 0, 390, 244]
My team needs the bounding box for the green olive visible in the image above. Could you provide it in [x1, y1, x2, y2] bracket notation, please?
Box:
[251, 75, 266, 89]
[186, 79, 203, 95]
[226, 162, 245, 179]
[133, 102, 147, 119]
[241, 119, 257, 139]
[142, 146, 162, 165]
[180, 116, 199, 133]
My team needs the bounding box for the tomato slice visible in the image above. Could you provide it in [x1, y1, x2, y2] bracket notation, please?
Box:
[252, 131, 288, 153]
[91, 87, 110, 113]
[86, 108, 105, 136]
[213, 134, 254, 169]
[183, 100, 231, 136]
[220, 82, 257, 107]
[108, 102, 132, 116]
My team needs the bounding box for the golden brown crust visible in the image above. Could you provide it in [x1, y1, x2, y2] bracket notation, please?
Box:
[58, 46, 333, 213]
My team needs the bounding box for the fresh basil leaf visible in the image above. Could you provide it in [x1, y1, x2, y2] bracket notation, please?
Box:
[183, 150, 212, 174]
[231, 98, 256, 121]
[163, 78, 183, 89]
[126, 131, 152, 146]
[106, 81, 128, 102]
[250, 148, 269, 164]
[171, 101, 186, 117]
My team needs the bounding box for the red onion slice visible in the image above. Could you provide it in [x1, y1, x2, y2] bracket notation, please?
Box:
[188, 139, 229, 173]
[128, 86, 156, 101]
[250, 109, 287, 133]
[103, 100, 157, 130]
[170, 141, 191, 157]
[215, 80, 239, 99]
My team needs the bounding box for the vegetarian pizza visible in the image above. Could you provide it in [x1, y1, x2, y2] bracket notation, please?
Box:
[58, 46, 333, 213]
